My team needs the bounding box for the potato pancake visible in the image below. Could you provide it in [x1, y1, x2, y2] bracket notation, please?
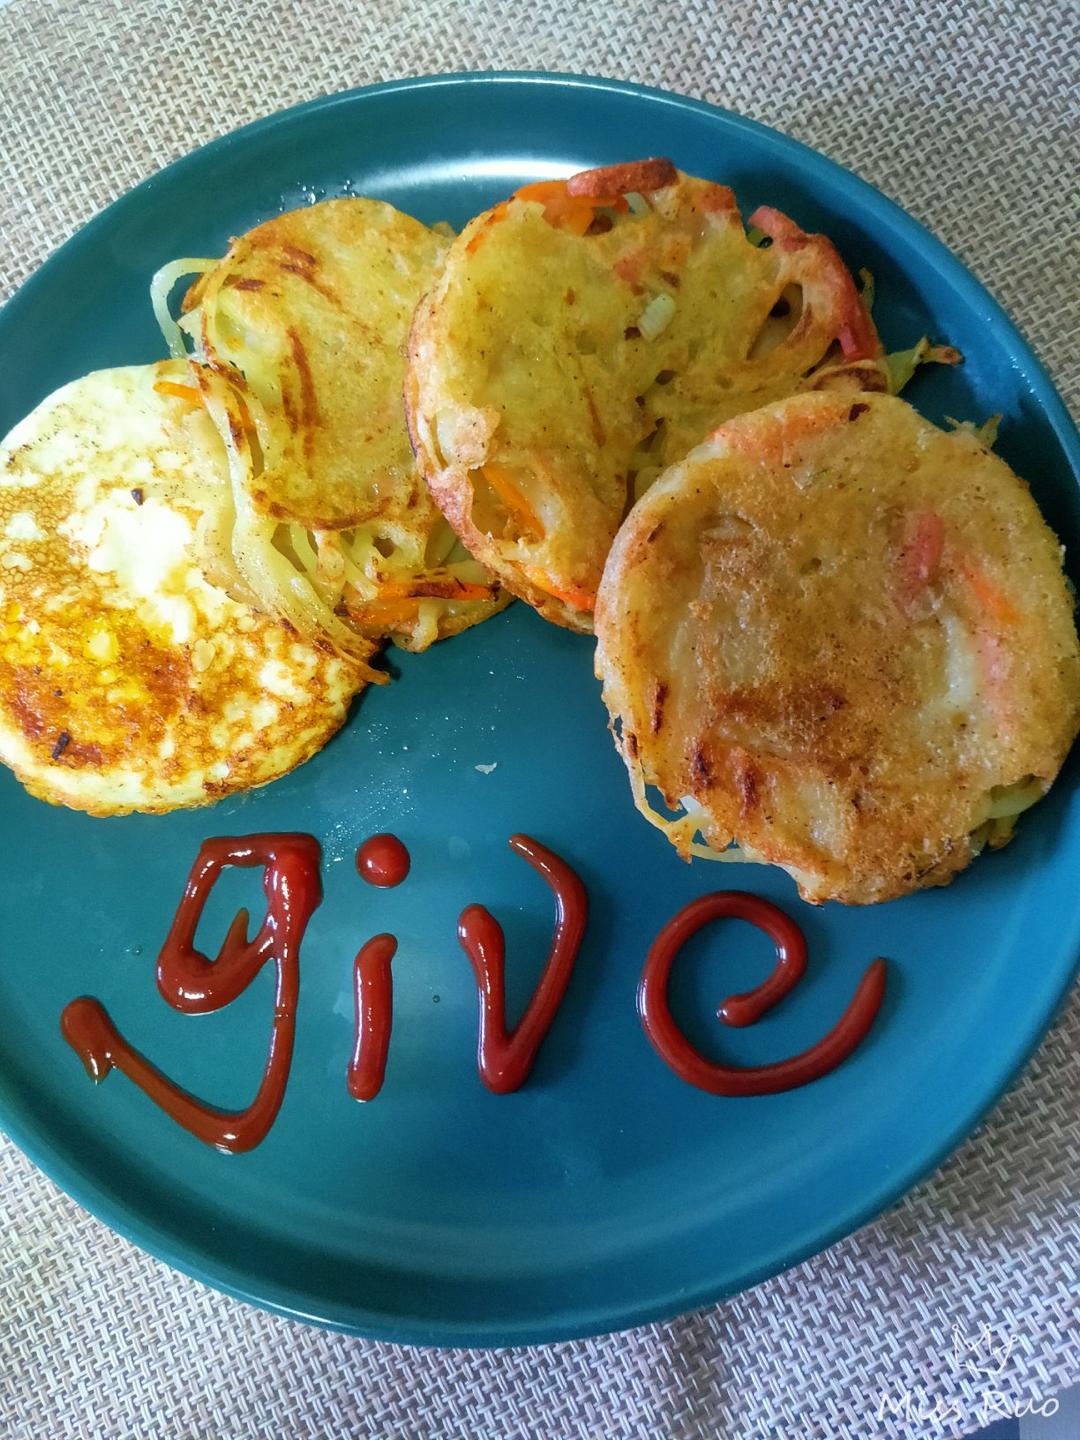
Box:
[0, 363, 374, 815]
[406, 159, 881, 632]
[157, 198, 507, 655]
[595, 392, 1080, 904]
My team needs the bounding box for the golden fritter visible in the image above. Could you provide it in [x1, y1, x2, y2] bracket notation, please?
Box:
[594, 392, 1080, 904]
[155, 198, 507, 654]
[406, 159, 881, 632]
[0, 363, 374, 815]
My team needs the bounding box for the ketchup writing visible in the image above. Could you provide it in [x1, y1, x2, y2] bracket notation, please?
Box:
[356, 833, 410, 888]
[458, 834, 588, 1093]
[61, 833, 321, 1153]
[62, 830, 889, 1152]
[348, 933, 397, 1101]
[638, 891, 886, 1095]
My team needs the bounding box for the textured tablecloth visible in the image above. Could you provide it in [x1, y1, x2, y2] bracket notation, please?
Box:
[1, 3, 1078, 1437]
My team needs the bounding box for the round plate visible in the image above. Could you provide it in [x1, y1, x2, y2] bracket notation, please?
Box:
[1, 73, 1078, 1347]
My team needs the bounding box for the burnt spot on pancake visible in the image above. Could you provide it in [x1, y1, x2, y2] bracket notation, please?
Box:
[650, 680, 668, 734]
[691, 742, 713, 788]
[286, 328, 319, 429]
[737, 761, 760, 815]
[278, 243, 340, 304]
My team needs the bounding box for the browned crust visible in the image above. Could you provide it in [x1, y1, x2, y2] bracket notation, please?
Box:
[595, 391, 1080, 904]
[4, 698, 356, 817]
[406, 168, 883, 635]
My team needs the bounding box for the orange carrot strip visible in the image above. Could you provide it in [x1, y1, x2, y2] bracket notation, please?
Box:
[348, 598, 421, 628]
[542, 579, 595, 613]
[960, 557, 1019, 625]
[153, 380, 202, 404]
[896, 510, 944, 611]
[513, 180, 627, 236]
[465, 202, 509, 254]
[374, 578, 495, 602]
[479, 463, 545, 541]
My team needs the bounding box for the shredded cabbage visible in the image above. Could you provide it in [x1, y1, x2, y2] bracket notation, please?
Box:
[983, 776, 1046, 820]
[884, 337, 962, 394]
[947, 413, 1002, 449]
[970, 816, 1018, 854]
[970, 776, 1047, 854]
[638, 292, 677, 340]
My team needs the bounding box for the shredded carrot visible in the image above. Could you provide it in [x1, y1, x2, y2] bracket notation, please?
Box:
[613, 250, 646, 285]
[153, 380, 202, 405]
[542, 579, 595, 613]
[513, 180, 627, 236]
[478, 463, 545, 541]
[960, 557, 1018, 625]
[348, 598, 421, 628]
[235, 393, 259, 439]
[896, 510, 944, 611]
[466, 182, 628, 251]
[465, 203, 509, 253]
[374, 578, 495, 602]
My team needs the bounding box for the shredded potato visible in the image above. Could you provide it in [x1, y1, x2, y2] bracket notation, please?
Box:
[189, 367, 387, 681]
[150, 259, 216, 359]
[151, 205, 506, 659]
[623, 745, 752, 862]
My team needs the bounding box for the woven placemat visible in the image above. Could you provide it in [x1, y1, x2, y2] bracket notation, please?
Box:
[1, 3, 1078, 1438]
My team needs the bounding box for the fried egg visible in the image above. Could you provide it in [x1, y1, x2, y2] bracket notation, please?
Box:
[0, 362, 375, 815]
[406, 159, 881, 632]
[157, 197, 507, 655]
[595, 392, 1080, 904]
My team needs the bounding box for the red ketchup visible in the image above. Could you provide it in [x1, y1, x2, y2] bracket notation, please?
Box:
[61, 834, 322, 1153]
[458, 834, 588, 1093]
[638, 891, 886, 1095]
[356, 833, 410, 888]
[348, 934, 397, 1101]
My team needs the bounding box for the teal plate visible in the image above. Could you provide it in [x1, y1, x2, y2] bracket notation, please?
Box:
[1, 73, 1078, 1347]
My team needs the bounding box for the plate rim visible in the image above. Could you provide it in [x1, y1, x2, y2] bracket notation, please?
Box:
[1, 68, 1078, 1348]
